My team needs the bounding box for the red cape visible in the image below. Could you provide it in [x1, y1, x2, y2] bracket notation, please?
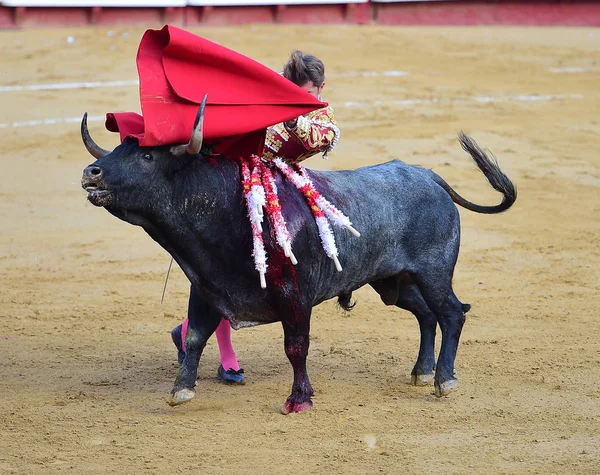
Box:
[106, 25, 326, 156]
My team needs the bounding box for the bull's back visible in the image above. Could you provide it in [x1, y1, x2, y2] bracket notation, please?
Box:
[310, 160, 459, 235]
[303, 161, 461, 302]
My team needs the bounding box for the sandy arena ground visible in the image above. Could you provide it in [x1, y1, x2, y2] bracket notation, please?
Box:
[0, 24, 599, 474]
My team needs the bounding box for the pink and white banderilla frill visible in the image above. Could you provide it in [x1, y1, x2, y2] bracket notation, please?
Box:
[241, 159, 268, 288]
[273, 158, 360, 271]
[241, 155, 360, 288]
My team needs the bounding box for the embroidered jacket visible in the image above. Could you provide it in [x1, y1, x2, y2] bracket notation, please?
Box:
[262, 106, 340, 163]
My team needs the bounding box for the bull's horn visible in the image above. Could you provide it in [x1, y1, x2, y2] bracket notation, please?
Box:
[81, 112, 110, 159]
[171, 94, 208, 156]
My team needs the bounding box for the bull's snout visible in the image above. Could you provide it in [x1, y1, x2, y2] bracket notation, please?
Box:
[84, 165, 103, 180]
[82, 164, 111, 207]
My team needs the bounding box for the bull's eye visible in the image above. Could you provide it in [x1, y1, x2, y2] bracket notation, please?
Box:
[142, 153, 152, 161]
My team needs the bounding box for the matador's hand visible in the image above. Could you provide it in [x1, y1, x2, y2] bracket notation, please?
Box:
[285, 118, 298, 130]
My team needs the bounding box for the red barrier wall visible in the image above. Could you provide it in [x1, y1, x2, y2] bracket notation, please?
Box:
[375, 1, 600, 26]
[1, 1, 599, 29]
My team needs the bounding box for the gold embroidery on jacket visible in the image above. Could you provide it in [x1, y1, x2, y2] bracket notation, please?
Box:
[288, 108, 338, 151]
[262, 106, 339, 163]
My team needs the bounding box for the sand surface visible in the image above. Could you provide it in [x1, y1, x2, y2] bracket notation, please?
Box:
[1, 25, 599, 474]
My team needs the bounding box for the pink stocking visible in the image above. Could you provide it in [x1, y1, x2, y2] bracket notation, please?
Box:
[181, 318, 189, 353]
[179, 317, 239, 371]
[215, 318, 240, 371]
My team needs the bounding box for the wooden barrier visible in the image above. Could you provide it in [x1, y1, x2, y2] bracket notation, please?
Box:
[1, 1, 599, 28]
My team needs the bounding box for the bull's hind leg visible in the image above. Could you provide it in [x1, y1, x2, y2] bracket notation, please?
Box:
[169, 286, 221, 406]
[281, 317, 314, 414]
[371, 275, 437, 386]
[395, 278, 437, 386]
[413, 272, 467, 397]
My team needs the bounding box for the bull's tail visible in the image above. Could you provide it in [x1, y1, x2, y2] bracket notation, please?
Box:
[431, 132, 517, 214]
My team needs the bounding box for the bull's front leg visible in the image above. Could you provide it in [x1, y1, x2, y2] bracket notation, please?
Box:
[169, 287, 221, 406]
[281, 318, 314, 414]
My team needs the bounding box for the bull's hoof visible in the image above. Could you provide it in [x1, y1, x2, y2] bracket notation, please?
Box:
[434, 379, 458, 398]
[411, 372, 434, 386]
[168, 388, 196, 406]
[281, 399, 313, 414]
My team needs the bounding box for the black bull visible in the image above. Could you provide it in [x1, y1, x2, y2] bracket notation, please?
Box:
[80, 113, 516, 413]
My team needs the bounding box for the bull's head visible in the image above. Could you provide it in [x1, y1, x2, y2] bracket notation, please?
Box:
[81, 95, 207, 210]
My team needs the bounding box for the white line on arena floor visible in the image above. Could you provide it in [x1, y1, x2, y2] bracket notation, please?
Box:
[332, 70, 409, 78]
[0, 115, 105, 129]
[0, 80, 139, 93]
[0, 71, 409, 93]
[2, 66, 598, 93]
[342, 93, 584, 107]
[548, 67, 600, 73]
[0, 94, 585, 129]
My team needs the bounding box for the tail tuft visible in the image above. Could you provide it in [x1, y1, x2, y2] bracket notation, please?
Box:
[458, 132, 517, 212]
[430, 133, 517, 214]
[337, 292, 356, 312]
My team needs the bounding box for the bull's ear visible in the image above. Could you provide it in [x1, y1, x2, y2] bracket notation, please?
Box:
[81, 112, 110, 159]
[171, 94, 207, 156]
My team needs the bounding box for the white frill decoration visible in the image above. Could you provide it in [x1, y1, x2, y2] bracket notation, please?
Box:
[315, 215, 342, 272]
[259, 161, 298, 266]
[272, 158, 360, 272]
[241, 155, 360, 287]
[295, 165, 361, 238]
[241, 160, 267, 288]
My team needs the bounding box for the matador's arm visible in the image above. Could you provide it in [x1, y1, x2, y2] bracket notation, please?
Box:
[285, 107, 340, 160]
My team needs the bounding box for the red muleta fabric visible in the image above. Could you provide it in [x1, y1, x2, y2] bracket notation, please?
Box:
[105, 25, 327, 157]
